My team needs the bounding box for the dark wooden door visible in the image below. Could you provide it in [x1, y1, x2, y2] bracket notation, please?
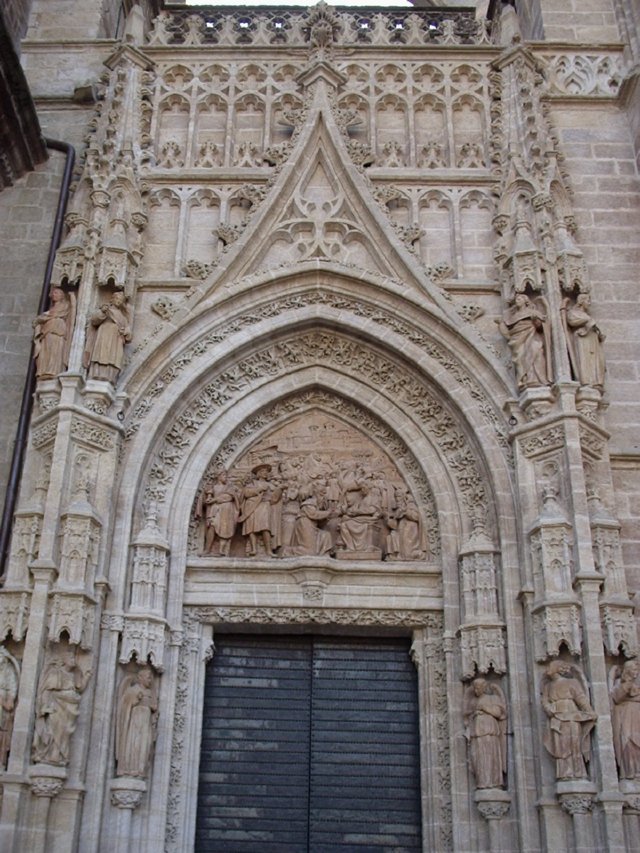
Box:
[196, 635, 422, 852]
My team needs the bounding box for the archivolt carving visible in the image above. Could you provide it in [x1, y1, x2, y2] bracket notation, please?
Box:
[125, 290, 508, 459]
[142, 332, 491, 530]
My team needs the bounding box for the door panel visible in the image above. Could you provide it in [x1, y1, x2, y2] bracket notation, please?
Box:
[196, 635, 421, 853]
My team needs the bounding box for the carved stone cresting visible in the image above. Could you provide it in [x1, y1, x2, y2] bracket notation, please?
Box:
[193, 410, 432, 562]
[148, 7, 489, 50]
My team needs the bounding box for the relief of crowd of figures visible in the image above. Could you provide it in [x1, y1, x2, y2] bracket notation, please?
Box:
[191, 415, 429, 562]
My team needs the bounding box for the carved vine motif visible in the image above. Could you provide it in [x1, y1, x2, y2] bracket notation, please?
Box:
[189, 399, 439, 558]
[142, 332, 491, 530]
[125, 290, 509, 458]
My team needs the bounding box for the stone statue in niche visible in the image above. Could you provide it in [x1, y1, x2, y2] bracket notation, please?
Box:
[115, 665, 158, 779]
[32, 287, 75, 380]
[498, 293, 551, 389]
[194, 411, 433, 562]
[610, 660, 640, 780]
[0, 646, 20, 769]
[561, 293, 606, 389]
[83, 291, 131, 383]
[32, 645, 91, 766]
[463, 677, 507, 789]
[196, 470, 240, 557]
[239, 464, 283, 557]
[541, 659, 597, 781]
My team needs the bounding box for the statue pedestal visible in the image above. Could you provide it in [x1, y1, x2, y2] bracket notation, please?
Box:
[557, 780, 597, 851]
[475, 789, 511, 852]
[110, 778, 147, 853]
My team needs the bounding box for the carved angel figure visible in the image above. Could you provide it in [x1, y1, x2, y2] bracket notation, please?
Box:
[498, 293, 551, 389]
[561, 293, 605, 389]
[115, 666, 158, 779]
[0, 646, 19, 769]
[610, 660, 640, 780]
[541, 660, 597, 781]
[33, 287, 75, 379]
[32, 647, 91, 766]
[463, 678, 507, 789]
[83, 291, 131, 384]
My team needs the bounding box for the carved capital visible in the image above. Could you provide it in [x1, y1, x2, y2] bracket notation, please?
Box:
[110, 777, 147, 810]
[559, 793, 595, 815]
[29, 764, 67, 798]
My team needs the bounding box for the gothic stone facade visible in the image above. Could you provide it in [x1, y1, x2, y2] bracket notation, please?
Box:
[0, 1, 640, 851]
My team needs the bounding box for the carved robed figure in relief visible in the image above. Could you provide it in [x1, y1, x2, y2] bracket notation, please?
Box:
[33, 287, 75, 380]
[561, 292, 606, 389]
[84, 291, 131, 383]
[610, 660, 640, 780]
[498, 293, 551, 389]
[32, 647, 91, 767]
[464, 677, 507, 789]
[115, 666, 158, 779]
[193, 412, 432, 563]
[541, 660, 597, 781]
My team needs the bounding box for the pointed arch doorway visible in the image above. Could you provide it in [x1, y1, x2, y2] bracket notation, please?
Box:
[195, 633, 422, 852]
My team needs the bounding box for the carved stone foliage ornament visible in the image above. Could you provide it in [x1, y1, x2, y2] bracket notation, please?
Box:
[142, 332, 493, 544]
[32, 643, 92, 767]
[193, 411, 431, 562]
[541, 660, 597, 782]
[463, 677, 507, 790]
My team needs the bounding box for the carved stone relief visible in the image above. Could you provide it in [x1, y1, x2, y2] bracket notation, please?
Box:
[463, 677, 508, 790]
[186, 392, 440, 558]
[32, 642, 92, 767]
[192, 410, 432, 562]
[125, 291, 509, 462]
[541, 660, 597, 782]
[0, 646, 20, 769]
[115, 664, 159, 780]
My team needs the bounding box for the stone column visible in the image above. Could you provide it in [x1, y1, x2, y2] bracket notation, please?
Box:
[110, 778, 147, 853]
[475, 789, 512, 852]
